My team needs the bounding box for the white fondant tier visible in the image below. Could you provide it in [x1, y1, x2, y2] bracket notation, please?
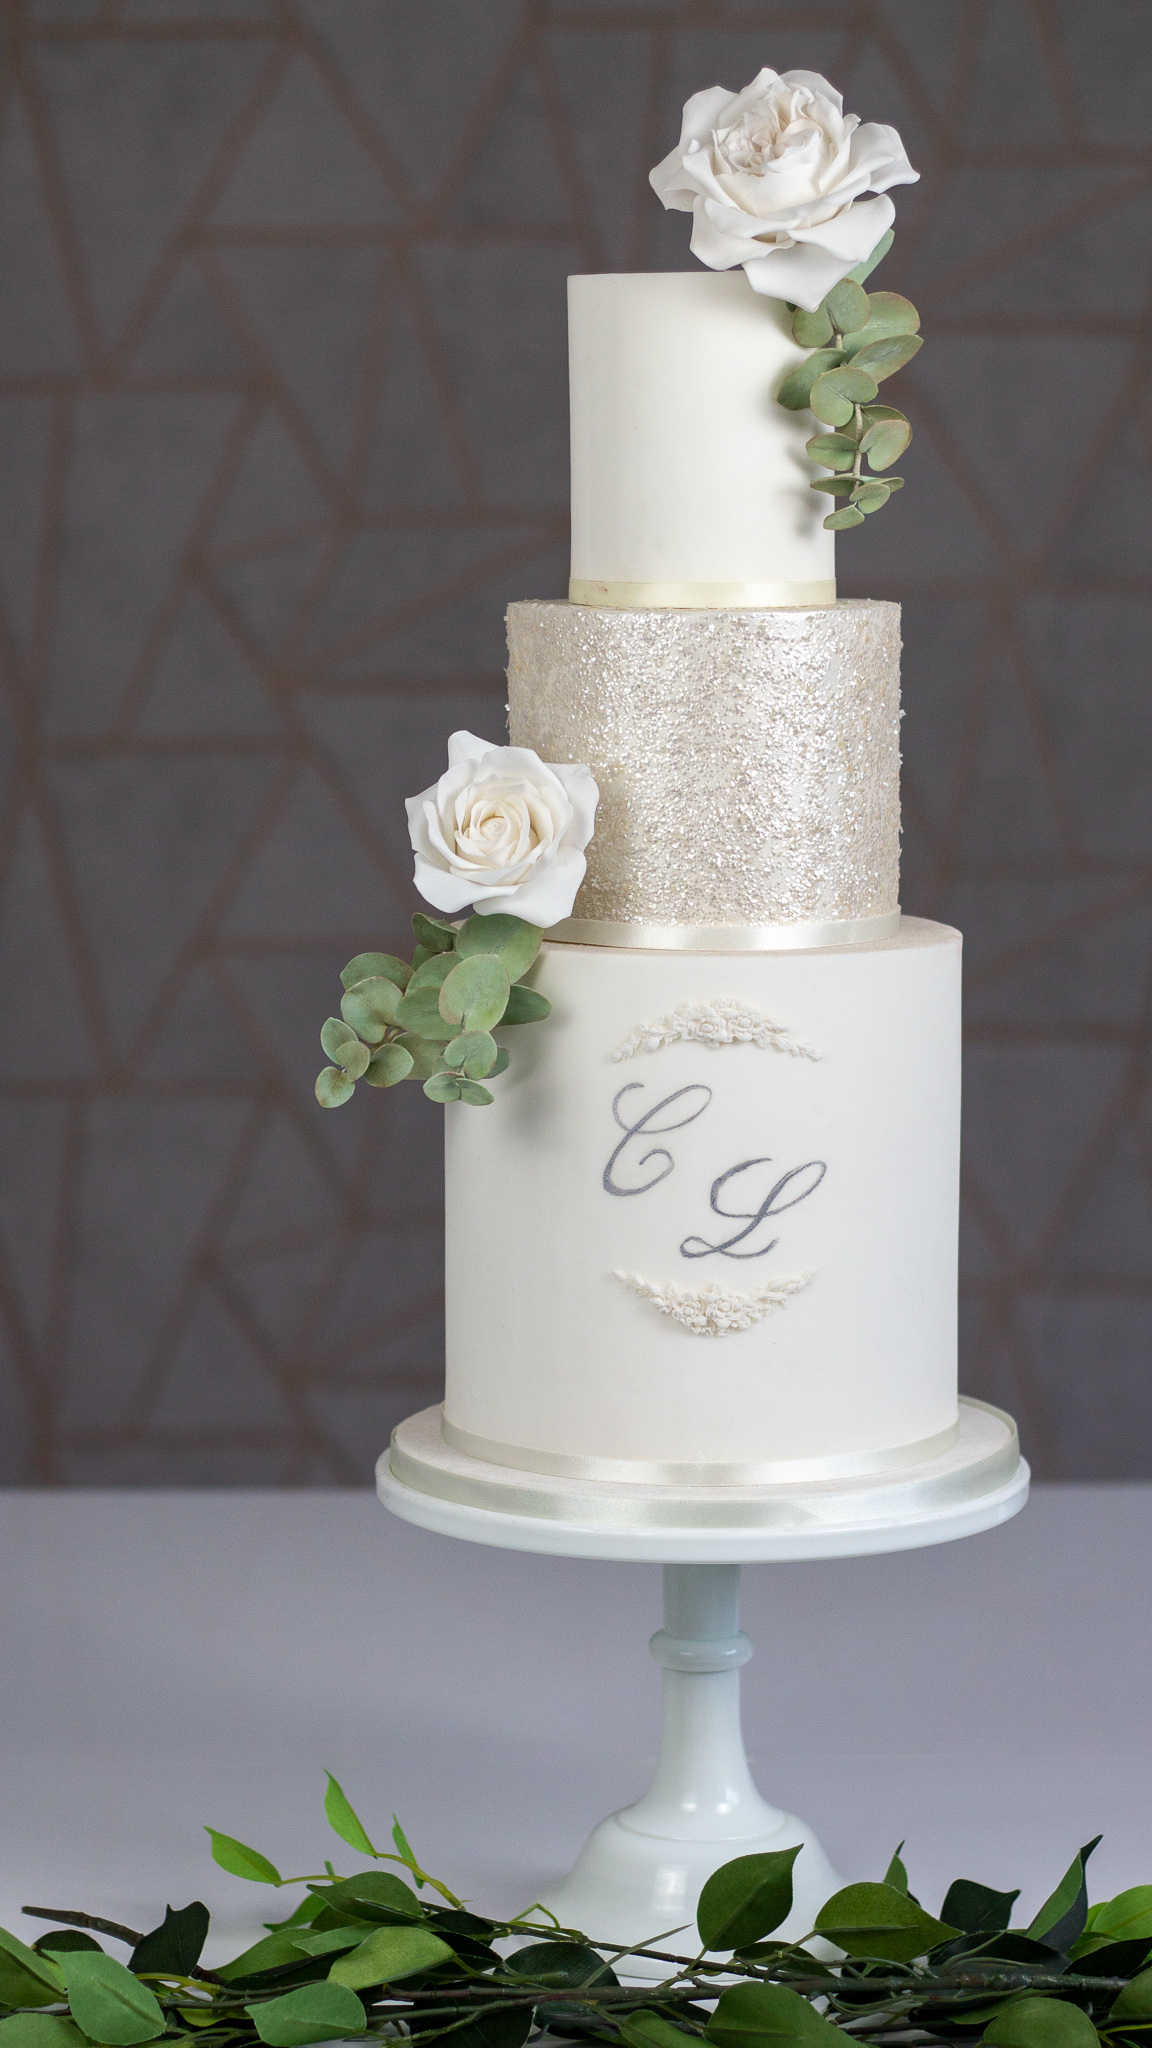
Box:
[444, 919, 961, 1482]
[568, 273, 835, 609]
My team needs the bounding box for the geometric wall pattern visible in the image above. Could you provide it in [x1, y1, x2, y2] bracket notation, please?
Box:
[0, 0, 1149, 1482]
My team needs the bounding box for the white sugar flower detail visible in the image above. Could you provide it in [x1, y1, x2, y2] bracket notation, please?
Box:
[405, 730, 598, 928]
[650, 67, 918, 311]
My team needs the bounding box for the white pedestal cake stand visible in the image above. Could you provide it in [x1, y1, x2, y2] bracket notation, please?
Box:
[378, 1398, 1028, 1975]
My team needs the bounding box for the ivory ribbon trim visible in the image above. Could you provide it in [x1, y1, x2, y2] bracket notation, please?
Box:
[548, 910, 902, 954]
[439, 1410, 962, 1488]
[568, 577, 838, 611]
[390, 1403, 1018, 1529]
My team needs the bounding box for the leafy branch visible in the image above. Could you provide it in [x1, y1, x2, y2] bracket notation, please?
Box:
[316, 913, 551, 1111]
[777, 232, 922, 531]
[7, 1777, 1152, 2048]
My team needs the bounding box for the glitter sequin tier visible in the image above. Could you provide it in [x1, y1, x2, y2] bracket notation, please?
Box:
[506, 598, 902, 932]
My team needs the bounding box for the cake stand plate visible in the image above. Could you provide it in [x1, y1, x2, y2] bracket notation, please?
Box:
[378, 1402, 1027, 1968]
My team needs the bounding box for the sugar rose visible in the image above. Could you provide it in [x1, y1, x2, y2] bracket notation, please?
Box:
[650, 67, 918, 311]
[406, 731, 598, 927]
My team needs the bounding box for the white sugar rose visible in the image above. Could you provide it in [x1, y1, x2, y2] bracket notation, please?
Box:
[650, 67, 918, 311]
[406, 730, 598, 927]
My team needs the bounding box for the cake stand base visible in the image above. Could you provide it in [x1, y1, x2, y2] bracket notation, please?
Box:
[377, 1406, 1028, 1971]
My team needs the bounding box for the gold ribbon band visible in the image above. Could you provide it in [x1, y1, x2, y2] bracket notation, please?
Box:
[547, 910, 902, 954]
[568, 577, 838, 611]
[387, 1402, 1021, 1533]
[441, 1412, 960, 1487]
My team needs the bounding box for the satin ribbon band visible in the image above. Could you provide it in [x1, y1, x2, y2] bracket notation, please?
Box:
[569, 577, 838, 611]
[440, 1412, 961, 1487]
[547, 910, 902, 954]
[388, 1402, 1021, 1532]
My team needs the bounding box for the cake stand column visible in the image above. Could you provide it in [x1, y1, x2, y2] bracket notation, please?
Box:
[534, 1562, 839, 1968]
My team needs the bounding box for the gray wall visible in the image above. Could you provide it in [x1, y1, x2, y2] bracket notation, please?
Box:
[1, 0, 1149, 1484]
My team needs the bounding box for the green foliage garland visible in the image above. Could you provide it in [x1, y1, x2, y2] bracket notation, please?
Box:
[776, 233, 922, 531]
[10, 1778, 1152, 2048]
[315, 914, 550, 1111]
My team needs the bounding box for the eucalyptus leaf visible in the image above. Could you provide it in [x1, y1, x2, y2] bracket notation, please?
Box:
[848, 333, 922, 381]
[500, 984, 551, 1024]
[246, 1982, 367, 2047]
[776, 349, 846, 410]
[129, 1902, 209, 1977]
[848, 227, 894, 285]
[364, 1043, 414, 1089]
[698, 1848, 800, 1952]
[815, 1882, 959, 1962]
[860, 403, 907, 430]
[489, 1048, 511, 1076]
[396, 1033, 444, 1081]
[394, 987, 456, 1041]
[841, 292, 920, 354]
[339, 953, 411, 993]
[340, 978, 402, 1042]
[861, 419, 910, 470]
[315, 1066, 355, 1109]
[328, 1923, 454, 1989]
[456, 1080, 495, 1106]
[323, 1772, 376, 1858]
[424, 1073, 461, 1103]
[706, 1981, 841, 2048]
[808, 379, 854, 429]
[982, 1997, 1098, 2048]
[810, 476, 856, 495]
[204, 1828, 282, 1884]
[319, 1018, 369, 1078]
[854, 484, 891, 513]
[791, 306, 833, 348]
[826, 277, 870, 334]
[411, 914, 456, 954]
[454, 915, 542, 981]
[824, 507, 865, 529]
[818, 363, 880, 404]
[407, 954, 457, 993]
[806, 433, 858, 471]
[443, 1031, 498, 1079]
[439, 955, 510, 1033]
[61, 1954, 165, 2046]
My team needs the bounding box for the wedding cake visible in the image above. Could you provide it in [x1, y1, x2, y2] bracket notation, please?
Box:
[367, 69, 1021, 1527]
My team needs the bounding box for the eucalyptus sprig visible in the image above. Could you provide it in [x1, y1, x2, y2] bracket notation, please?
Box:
[10, 1777, 1152, 2048]
[777, 232, 922, 530]
[315, 912, 551, 1112]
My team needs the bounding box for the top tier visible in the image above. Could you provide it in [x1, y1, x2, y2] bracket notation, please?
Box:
[568, 271, 835, 610]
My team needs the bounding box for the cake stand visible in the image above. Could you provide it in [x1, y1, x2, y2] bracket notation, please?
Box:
[378, 1398, 1027, 1973]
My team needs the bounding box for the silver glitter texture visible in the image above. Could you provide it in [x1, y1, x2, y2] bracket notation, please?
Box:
[506, 599, 902, 929]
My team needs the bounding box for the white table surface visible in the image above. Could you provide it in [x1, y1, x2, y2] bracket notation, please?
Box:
[0, 1485, 1148, 1966]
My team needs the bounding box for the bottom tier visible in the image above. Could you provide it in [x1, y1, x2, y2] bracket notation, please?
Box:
[445, 917, 961, 1483]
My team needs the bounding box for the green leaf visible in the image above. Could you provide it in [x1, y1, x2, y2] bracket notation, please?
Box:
[940, 1881, 1020, 1935]
[289, 1930, 368, 1961]
[246, 1983, 367, 2047]
[1075, 1886, 1152, 1953]
[407, 953, 457, 993]
[216, 1930, 313, 1982]
[791, 306, 833, 348]
[315, 1066, 356, 1109]
[620, 2014, 696, 2048]
[504, 1942, 616, 1990]
[818, 363, 880, 404]
[328, 1924, 454, 1989]
[129, 1903, 210, 1977]
[1028, 1839, 1101, 1952]
[841, 292, 920, 354]
[424, 1073, 461, 1102]
[706, 1981, 841, 2048]
[824, 506, 864, 529]
[776, 349, 846, 410]
[808, 378, 854, 428]
[439, 955, 509, 1033]
[490, 1048, 510, 1076]
[390, 1817, 424, 1889]
[810, 476, 857, 495]
[305, 1873, 421, 1924]
[319, 1019, 369, 1079]
[364, 1042, 414, 1089]
[61, 1954, 165, 2046]
[806, 433, 858, 471]
[826, 277, 870, 335]
[395, 1034, 444, 1081]
[861, 418, 911, 470]
[340, 978, 402, 1043]
[0, 1929, 67, 2009]
[443, 1030, 497, 1079]
[815, 1882, 959, 1962]
[454, 914, 542, 981]
[698, 1847, 800, 1952]
[456, 1080, 495, 1106]
[205, 1827, 282, 1885]
[340, 953, 411, 993]
[409, 944, 433, 970]
[848, 228, 895, 286]
[1112, 1967, 1152, 2019]
[0, 2022, 89, 2048]
[34, 1933, 102, 1955]
[848, 333, 923, 381]
[861, 403, 907, 429]
[884, 1845, 911, 1896]
[323, 1772, 376, 1858]
[982, 1997, 1098, 2048]
[394, 986, 456, 1041]
[411, 914, 456, 954]
[854, 483, 891, 513]
[500, 984, 551, 1024]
